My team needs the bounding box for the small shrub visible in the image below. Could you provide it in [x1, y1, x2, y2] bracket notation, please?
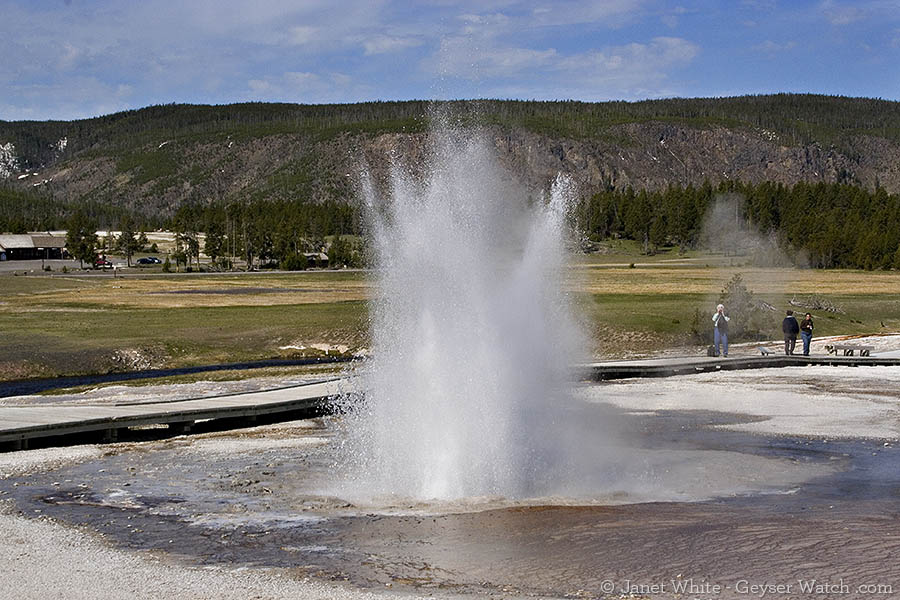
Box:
[718, 273, 773, 340]
[162, 257, 171, 273]
[281, 253, 309, 271]
[688, 308, 709, 343]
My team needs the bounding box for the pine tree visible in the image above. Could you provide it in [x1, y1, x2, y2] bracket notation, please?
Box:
[117, 216, 140, 267]
[65, 211, 98, 268]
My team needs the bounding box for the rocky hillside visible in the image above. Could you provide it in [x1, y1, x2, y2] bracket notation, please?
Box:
[2, 95, 900, 222]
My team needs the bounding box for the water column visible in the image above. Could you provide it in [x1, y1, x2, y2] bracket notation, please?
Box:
[338, 122, 585, 502]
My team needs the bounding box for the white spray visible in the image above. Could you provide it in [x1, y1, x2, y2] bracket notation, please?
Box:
[336, 121, 588, 502]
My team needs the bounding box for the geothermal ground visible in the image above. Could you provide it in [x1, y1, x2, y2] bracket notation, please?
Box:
[1, 362, 898, 600]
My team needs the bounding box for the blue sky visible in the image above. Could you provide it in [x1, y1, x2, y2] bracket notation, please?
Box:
[2, 0, 899, 121]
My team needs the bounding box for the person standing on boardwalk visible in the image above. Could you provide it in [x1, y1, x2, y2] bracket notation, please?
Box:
[712, 304, 730, 357]
[800, 313, 814, 356]
[782, 310, 800, 355]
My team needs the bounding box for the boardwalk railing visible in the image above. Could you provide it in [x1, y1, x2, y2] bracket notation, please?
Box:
[582, 354, 900, 381]
[3, 355, 900, 452]
[0, 379, 344, 451]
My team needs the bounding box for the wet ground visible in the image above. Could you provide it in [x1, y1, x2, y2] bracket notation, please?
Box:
[1, 369, 899, 599]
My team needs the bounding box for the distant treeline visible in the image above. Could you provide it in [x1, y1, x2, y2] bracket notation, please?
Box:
[577, 179, 900, 270]
[8, 177, 897, 272]
[0, 184, 156, 232]
[0, 101, 432, 170]
[4, 94, 900, 170]
[169, 199, 361, 268]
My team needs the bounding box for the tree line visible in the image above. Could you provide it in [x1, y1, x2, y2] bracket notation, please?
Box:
[170, 198, 361, 269]
[4, 94, 900, 172]
[60, 178, 900, 272]
[60, 196, 363, 271]
[0, 184, 160, 233]
[576, 179, 900, 270]
[8, 175, 900, 272]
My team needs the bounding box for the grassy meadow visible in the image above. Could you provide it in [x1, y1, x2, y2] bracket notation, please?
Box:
[1, 249, 899, 382]
[0, 271, 369, 381]
[571, 254, 900, 354]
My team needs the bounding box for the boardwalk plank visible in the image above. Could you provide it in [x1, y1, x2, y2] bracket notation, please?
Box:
[4, 360, 898, 449]
[0, 380, 342, 446]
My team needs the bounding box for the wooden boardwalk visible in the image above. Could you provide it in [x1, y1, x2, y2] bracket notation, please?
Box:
[583, 354, 900, 380]
[3, 355, 900, 451]
[0, 379, 345, 451]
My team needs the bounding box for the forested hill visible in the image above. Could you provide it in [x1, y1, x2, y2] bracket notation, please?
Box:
[2, 94, 900, 230]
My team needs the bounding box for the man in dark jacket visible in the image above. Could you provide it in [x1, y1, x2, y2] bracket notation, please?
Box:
[782, 310, 800, 355]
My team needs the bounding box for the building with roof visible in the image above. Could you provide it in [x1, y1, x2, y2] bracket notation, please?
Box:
[0, 233, 67, 261]
[303, 252, 330, 268]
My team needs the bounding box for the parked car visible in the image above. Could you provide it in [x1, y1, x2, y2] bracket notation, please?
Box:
[136, 256, 162, 265]
[93, 258, 114, 269]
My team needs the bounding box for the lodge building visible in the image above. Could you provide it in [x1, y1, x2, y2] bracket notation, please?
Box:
[0, 234, 67, 261]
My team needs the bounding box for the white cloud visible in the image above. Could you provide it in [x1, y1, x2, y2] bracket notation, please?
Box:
[451, 1, 647, 36]
[330, 72, 353, 87]
[286, 25, 319, 45]
[114, 83, 135, 99]
[557, 37, 698, 71]
[285, 71, 322, 86]
[3, 0, 898, 119]
[554, 37, 699, 90]
[3, 0, 658, 118]
[363, 35, 422, 55]
[752, 40, 799, 55]
[429, 32, 699, 100]
[740, 0, 777, 9]
[425, 2, 700, 97]
[245, 70, 365, 104]
[57, 44, 84, 71]
[2, 76, 136, 121]
[526, 0, 648, 28]
[435, 35, 559, 79]
[249, 72, 322, 95]
[459, 12, 511, 26]
[819, 0, 867, 25]
[247, 79, 274, 94]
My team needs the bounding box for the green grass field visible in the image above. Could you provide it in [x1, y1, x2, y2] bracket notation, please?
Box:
[0, 271, 369, 380]
[1, 251, 898, 381]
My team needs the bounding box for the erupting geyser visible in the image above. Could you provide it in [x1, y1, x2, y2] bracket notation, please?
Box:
[336, 119, 588, 502]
